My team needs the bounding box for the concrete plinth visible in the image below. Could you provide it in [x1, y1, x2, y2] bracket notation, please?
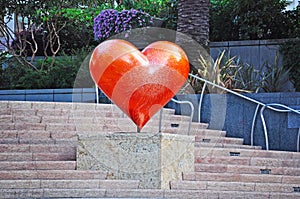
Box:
[77, 132, 195, 189]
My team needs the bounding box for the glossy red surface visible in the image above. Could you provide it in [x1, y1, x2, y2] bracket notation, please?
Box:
[90, 39, 189, 130]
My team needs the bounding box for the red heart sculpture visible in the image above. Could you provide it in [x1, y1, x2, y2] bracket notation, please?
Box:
[90, 39, 189, 130]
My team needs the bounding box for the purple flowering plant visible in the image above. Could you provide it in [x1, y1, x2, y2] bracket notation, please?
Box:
[93, 9, 153, 41]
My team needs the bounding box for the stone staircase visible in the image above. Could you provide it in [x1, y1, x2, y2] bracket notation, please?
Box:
[0, 100, 299, 198]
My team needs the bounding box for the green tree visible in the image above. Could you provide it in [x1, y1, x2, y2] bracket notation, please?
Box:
[280, 39, 300, 92]
[117, 0, 178, 29]
[0, 0, 113, 69]
[233, 0, 287, 40]
[210, 0, 238, 41]
[210, 0, 297, 41]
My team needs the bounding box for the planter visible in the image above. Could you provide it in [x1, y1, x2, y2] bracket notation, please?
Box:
[166, 92, 300, 152]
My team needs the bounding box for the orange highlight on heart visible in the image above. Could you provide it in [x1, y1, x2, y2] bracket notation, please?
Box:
[90, 39, 189, 130]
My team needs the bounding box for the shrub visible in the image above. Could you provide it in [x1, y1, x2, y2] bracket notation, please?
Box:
[118, 0, 178, 29]
[210, 0, 299, 41]
[280, 39, 300, 92]
[261, 54, 291, 92]
[0, 48, 91, 89]
[58, 6, 107, 54]
[93, 9, 153, 41]
[0, 52, 27, 89]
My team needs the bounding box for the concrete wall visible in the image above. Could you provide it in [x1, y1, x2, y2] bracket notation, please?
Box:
[0, 88, 96, 103]
[209, 39, 288, 68]
[166, 92, 300, 152]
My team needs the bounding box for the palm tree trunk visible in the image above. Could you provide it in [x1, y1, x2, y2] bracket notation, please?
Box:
[177, 0, 210, 47]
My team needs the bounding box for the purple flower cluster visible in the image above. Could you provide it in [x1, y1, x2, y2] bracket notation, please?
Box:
[93, 9, 153, 41]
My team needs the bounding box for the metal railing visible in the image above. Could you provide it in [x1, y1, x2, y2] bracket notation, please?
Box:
[189, 73, 300, 152]
[251, 103, 300, 151]
[95, 75, 300, 151]
[170, 98, 194, 135]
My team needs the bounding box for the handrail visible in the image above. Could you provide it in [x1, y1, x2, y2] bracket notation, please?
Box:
[170, 98, 194, 135]
[189, 74, 266, 107]
[95, 83, 99, 104]
[298, 128, 300, 153]
[257, 103, 300, 151]
[251, 104, 261, 146]
[189, 73, 300, 151]
[198, 81, 207, 122]
[94, 75, 299, 151]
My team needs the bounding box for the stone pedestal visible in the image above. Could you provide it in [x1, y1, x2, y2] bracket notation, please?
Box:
[77, 132, 194, 189]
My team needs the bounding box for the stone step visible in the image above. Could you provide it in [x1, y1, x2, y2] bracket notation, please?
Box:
[195, 136, 244, 145]
[1, 106, 175, 118]
[183, 172, 300, 184]
[0, 123, 207, 137]
[0, 161, 76, 170]
[0, 119, 204, 134]
[189, 128, 226, 137]
[0, 117, 199, 127]
[0, 143, 76, 153]
[0, 152, 75, 161]
[0, 115, 13, 123]
[194, 163, 300, 176]
[0, 123, 46, 131]
[170, 180, 300, 193]
[0, 130, 78, 140]
[195, 142, 263, 150]
[0, 138, 77, 145]
[195, 147, 300, 159]
[0, 170, 107, 180]
[0, 188, 299, 199]
[0, 101, 115, 111]
[0, 111, 181, 124]
[1, 101, 176, 114]
[0, 179, 139, 189]
[0, 130, 77, 140]
[195, 156, 300, 167]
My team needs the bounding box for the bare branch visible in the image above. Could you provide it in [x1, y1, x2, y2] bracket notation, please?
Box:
[29, 27, 38, 63]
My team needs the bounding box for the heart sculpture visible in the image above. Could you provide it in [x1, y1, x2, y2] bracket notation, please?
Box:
[89, 39, 190, 131]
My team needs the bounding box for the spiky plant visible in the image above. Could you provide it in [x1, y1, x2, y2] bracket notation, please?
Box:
[261, 54, 291, 92]
[197, 50, 235, 93]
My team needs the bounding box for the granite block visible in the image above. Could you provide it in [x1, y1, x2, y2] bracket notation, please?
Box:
[77, 132, 194, 189]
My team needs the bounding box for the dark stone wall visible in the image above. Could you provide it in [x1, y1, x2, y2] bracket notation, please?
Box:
[0, 88, 96, 103]
[167, 92, 300, 152]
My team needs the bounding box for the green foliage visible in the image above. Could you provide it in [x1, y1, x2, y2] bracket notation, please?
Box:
[0, 52, 27, 89]
[120, 0, 178, 29]
[0, 49, 91, 89]
[210, 0, 299, 41]
[57, 7, 105, 54]
[284, 6, 300, 37]
[1, 0, 116, 58]
[120, 0, 168, 17]
[210, 0, 238, 41]
[280, 39, 300, 92]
